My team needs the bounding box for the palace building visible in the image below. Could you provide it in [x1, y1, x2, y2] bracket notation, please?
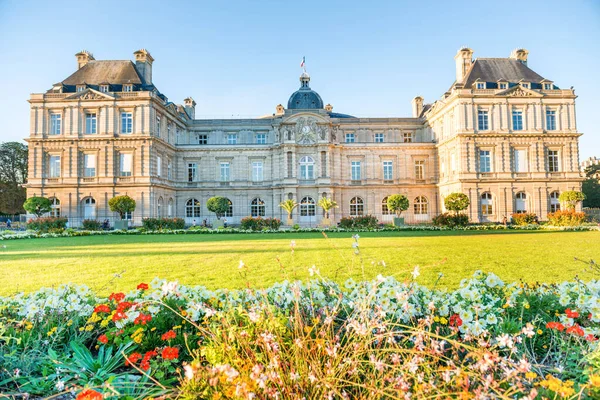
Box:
[25, 48, 583, 226]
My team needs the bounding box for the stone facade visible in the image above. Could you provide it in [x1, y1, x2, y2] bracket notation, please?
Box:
[25, 48, 583, 226]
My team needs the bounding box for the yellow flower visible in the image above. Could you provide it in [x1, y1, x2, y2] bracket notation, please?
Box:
[67, 319, 73, 327]
[502, 303, 509, 309]
[537, 329, 543, 335]
[133, 335, 143, 344]
[25, 322, 33, 331]
[590, 374, 600, 387]
[100, 319, 110, 328]
[85, 325, 94, 331]
[525, 372, 537, 380]
[173, 325, 182, 330]
[151, 327, 157, 331]
[181, 310, 188, 317]
[440, 317, 448, 325]
[524, 303, 530, 309]
[433, 316, 440, 323]
[47, 327, 57, 336]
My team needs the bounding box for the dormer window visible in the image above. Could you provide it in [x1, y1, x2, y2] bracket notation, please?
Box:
[123, 84, 133, 92]
[99, 85, 109, 93]
[498, 82, 508, 90]
[543, 83, 552, 90]
[476, 82, 486, 89]
[76, 85, 85, 92]
[521, 82, 530, 89]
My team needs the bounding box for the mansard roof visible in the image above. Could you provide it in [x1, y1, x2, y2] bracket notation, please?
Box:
[61, 60, 144, 85]
[463, 58, 546, 86]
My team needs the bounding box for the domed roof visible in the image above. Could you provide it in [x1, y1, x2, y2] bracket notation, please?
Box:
[287, 72, 324, 110]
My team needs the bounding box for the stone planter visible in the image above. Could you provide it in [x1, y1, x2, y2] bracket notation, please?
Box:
[393, 217, 405, 226]
[114, 220, 129, 230]
[212, 219, 224, 229]
[321, 218, 331, 227]
[286, 218, 294, 226]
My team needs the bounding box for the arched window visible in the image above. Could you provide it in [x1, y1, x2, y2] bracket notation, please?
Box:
[157, 197, 163, 217]
[167, 198, 173, 217]
[515, 192, 527, 213]
[186, 198, 201, 218]
[299, 156, 315, 180]
[550, 191, 560, 212]
[414, 196, 428, 215]
[49, 197, 61, 217]
[251, 198, 265, 217]
[82, 197, 96, 219]
[350, 196, 364, 216]
[224, 198, 233, 217]
[481, 192, 493, 215]
[382, 196, 390, 215]
[300, 196, 316, 216]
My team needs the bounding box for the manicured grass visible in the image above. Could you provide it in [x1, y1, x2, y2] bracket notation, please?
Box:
[0, 230, 598, 296]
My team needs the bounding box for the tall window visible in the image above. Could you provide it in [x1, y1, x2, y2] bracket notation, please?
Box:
[414, 196, 428, 215]
[546, 110, 556, 131]
[479, 150, 491, 173]
[300, 196, 316, 216]
[515, 192, 527, 213]
[320, 151, 327, 177]
[186, 198, 201, 218]
[99, 85, 109, 93]
[167, 124, 171, 142]
[375, 133, 384, 143]
[287, 152, 293, 178]
[481, 193, 493, 215]
[49, 155, 61, 178]
[252, 161, 264, 182]
[123, 84, 133, 92]
[299, 156, 314, 179]
[383, 161, 393, 181]
[256, 133, 266, 144]
[550, 191, 560, 212]
[512, 110, 523, 131]
[85, 113, 97, 134]
[351, 161, 361, 181]
[349, 196, 364, 216]
[382, 196, 390, 215]
[478, 110, 489, 131]
[403, 132, 413, 143]
[513, 149, 528, 172]
[548, 150, 560, 172]
[120, 153, 132, 177]
[224, 198, 233, 217]
[84, 154, 96, 177]
[50, 113, 61, 135]
[83, 197, 96, 219]
[415, 160, 425, 180]
[156, 116, 161, 137]
[544, 83, 552, 90]
[450, 153, 456, 172]
[157, 155, 162, 177]
[227, 134, 237, 145]
[121, 112, 133, 134]
[220, 162, 230, 182]
[167, 198, 173, 217]
[476, 82, 486, 89]
[499, 82, 507, 89]
[49, 197, 61, 217]
[157, 197, 163, 217]
[197, 134, 208, 145]
[188, 162, 197, 182]
[251, 198, 265, 217]
[167, 159, 172, 180]
[345, 133, 355, 143]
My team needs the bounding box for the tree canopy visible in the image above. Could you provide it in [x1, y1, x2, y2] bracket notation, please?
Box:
[207, 197, 230, 219]
[558, 190, 586, 211]
[279, 199, 298, 218]
[0, 142, 28, 214]
[444, 193, 470, 215]
[386, 194, 409, 217]
[108, 195, 136, 219]
[582, 165, 600, 208]
[23, 196, 52, 217]
[317, 197, 338, 219]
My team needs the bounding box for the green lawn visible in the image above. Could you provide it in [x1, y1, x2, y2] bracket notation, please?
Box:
[0, 230, 598, 296]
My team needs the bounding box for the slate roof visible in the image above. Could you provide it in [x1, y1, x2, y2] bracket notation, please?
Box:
[61, 60, 144, 85]
[463, 58, 546, 87]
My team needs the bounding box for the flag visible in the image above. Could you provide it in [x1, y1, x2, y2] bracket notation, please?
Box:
[300, 56, 305, 68]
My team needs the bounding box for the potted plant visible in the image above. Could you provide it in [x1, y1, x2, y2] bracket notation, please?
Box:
[207, 196, 230, 228]
[108, 195, 136, 230]
[317, 197, 338, 226]
[23, 196, 52, 218]
[386, 194, 409, 226]
[279, 198, 298, 226]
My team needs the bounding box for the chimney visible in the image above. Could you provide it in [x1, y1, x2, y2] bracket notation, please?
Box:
[411, 96, 424, 118]
[75, 50, 95, 69]
[133, 49, 154, 85]
[184, 97, 196, 119]
[325, 104, 333, 112]
[509, 48, 529, 66]
[275, 104, 285, 116]
[454, 47, 474, 84]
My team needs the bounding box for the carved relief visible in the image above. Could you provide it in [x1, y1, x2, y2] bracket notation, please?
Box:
[507, 88, 534, 97]
[294, 117, 318, 144]
[80, 92, 106, 100]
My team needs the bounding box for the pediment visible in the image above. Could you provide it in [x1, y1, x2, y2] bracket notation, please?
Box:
[281, 112, 329, 124]
[497, 85, 543, 98]
[65, 88, 115, 100]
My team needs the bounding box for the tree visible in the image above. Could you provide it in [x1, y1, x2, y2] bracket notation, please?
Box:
[386, 194, 409, 217]
[444, 193, 470, 215]
[108, 195, 136, 219]
[0, 142, 28, 214]
[23, 196, 52, 217]
[582, 165, 600, 208]
[279, 199, 298, 221]
[558, 190, 586, 211]
[207, 196, 230, 219]
[317, 197, 338, 219]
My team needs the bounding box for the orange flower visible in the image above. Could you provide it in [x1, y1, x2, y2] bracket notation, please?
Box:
[125, 352, 142, 366]
[94, 304, 110, 313]
[98, 334, 108, 344]
[162, 346, 179, 360]
[546, 321, 565, 331]
[134, 313, 152, 325]
[137, 283, 149, 290]
[108, 292, 125, 302]
[565, 308, 580, 319]
[161, 330, 177, 341]
[76, 389, 103, 400]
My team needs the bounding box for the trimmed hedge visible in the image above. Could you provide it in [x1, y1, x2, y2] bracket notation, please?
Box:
[240, 216, 281, 231]
[511, 213, 538, 226]
[547, 210, 588, 226]
[142, 218, 185, 230]
[26, 217, 68, 233]
[432, 212, 469, 228]
[339, 215, 379, 229]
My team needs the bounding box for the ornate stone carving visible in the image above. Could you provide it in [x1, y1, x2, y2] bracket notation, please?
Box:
[294, 117, 318, 144]
[318, 125, 329, 141]
[80, 91, 106, 100]
[507, 88, 533, 97]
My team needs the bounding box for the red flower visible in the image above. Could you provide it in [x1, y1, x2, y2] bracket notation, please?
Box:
[162, 346, 179, 360]
[98, 334, 108, 344]
[116, 301, 133, 313]
[134, 313, 152, 325]
[161, 330, 177, 341]
[112, 312, 126, 322]
[137, 283, 149, 290]
[566, 323, 584, 337]
[140, 360, 150, 370]
[76, 389, 103, 400]
[108, 292, 125, 302]
[94, 304, 111, 314]
[140, 350, 157, 370]
[585, 334, 598, 342]
[546, 321, 565, 331]
[449, 314, 463, 328]
[125, 352, 142, 366]
[565, 308, 580, 319]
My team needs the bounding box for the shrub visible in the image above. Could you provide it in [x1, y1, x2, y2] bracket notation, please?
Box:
[432, 212, 469, 227]
[27, 217, 67, 233]
[142, 218, 185, 230]
[511, 213, 538, 225]
[444, 192, 470, 215]
[82, 219, 102, 231]
[23, 196, 52, 217]
[339, 215, 378, 229]
[240, 216, 281, 231]
[386, 194, 409, 217]
[547, 210, 588, 226]
[108, 195, 136, 219]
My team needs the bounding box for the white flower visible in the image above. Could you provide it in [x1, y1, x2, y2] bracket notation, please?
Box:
[55, 380, 65, 391]
[184, 364, 195, 380]
[308, 265, 319, 277]
[459, 309, 473, 323]
[411, 266, 420, 280]
[239, 260, 245, 270]
[485, 273, 503, 288]
[352, 242, 359, 248]
[485, 313, 498, 325]
[522, 323, 535, 338]
[161, 280, 178, 296]
[352, 234, 360, 240]
[496, 334, 514, 349]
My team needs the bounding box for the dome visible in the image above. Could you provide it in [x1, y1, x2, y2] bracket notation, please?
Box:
[287, 72, 324, 110]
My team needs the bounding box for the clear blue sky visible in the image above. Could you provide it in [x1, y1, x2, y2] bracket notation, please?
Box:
[0, 0, 598, 159]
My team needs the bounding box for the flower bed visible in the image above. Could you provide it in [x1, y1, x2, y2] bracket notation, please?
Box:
[1, 271, 599, 398]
